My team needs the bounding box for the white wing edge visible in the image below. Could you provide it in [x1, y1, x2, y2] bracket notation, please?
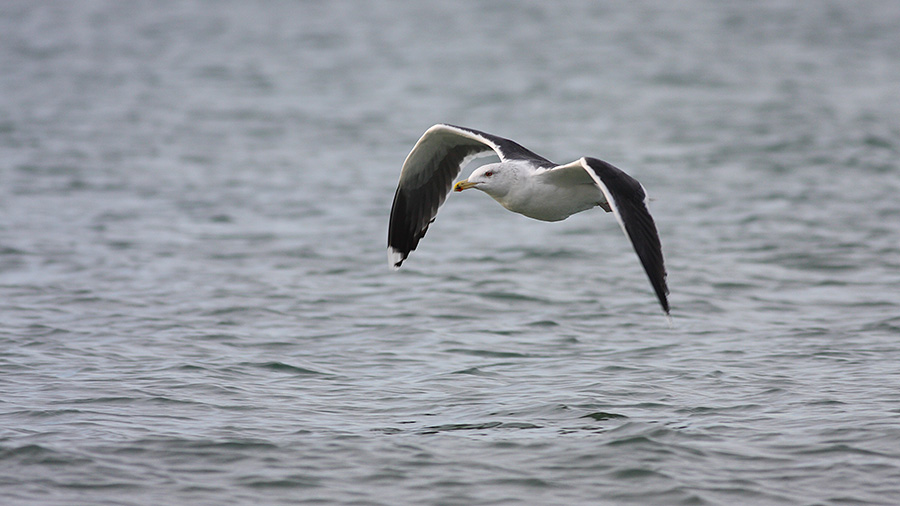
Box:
[562, 158, 646, 242]
[396, 124, 507, 183]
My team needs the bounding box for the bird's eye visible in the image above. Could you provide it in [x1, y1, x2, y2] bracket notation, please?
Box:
[485, 171, 494, 177]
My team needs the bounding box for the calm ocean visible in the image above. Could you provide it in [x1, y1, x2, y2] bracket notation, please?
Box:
[2, 1, 900, 504]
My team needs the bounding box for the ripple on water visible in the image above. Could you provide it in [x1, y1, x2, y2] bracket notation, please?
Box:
[3, 1, 900, 505]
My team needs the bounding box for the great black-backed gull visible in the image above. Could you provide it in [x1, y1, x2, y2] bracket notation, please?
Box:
[387, 124, 669, 316]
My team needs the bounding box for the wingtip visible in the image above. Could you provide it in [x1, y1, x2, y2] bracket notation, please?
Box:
[388, 248, 405, 271]
[660, 298, 671, 318]
[660, 297, 673, 326]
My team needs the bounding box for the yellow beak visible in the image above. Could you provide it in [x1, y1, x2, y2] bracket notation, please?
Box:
[454, 179, 478, 192]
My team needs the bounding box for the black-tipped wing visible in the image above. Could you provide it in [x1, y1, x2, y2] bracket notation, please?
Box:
[440, 124, 555, 166]
[388, 124, 553, 269]
[543, 157, 670, 314]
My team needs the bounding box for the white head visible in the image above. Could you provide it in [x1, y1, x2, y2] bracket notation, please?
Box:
[453, 162, 517, 199]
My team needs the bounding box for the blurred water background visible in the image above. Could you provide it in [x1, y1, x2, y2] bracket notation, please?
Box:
[2, 1, 900, 504]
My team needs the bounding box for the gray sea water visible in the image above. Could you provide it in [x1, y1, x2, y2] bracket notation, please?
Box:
[2, 1, 900, 505]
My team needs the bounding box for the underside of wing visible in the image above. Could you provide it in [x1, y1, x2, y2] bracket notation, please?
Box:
[554, 158, 670, 314]
[388, 125, 500, 268]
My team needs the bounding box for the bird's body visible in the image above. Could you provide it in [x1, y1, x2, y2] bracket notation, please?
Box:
[470, 160, 610, 222]
[388, 124, 670, 315]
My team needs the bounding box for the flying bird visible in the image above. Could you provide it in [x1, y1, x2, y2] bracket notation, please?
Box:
[387, 124, 669, 315]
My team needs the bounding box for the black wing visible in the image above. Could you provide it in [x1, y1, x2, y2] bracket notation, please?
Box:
[388, 124, 547, 268]
[546, 157, 670, 315]
[442, 124, 555, 166]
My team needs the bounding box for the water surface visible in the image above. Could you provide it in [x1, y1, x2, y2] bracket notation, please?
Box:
[2, 1, 900, 504]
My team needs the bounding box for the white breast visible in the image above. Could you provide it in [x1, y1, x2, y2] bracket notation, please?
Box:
[497, 179, 603, 222]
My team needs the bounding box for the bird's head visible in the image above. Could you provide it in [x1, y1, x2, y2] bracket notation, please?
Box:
[453, 163, 514, 199]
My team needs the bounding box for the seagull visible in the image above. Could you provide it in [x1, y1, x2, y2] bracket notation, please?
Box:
[387, 124, 669, 316]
